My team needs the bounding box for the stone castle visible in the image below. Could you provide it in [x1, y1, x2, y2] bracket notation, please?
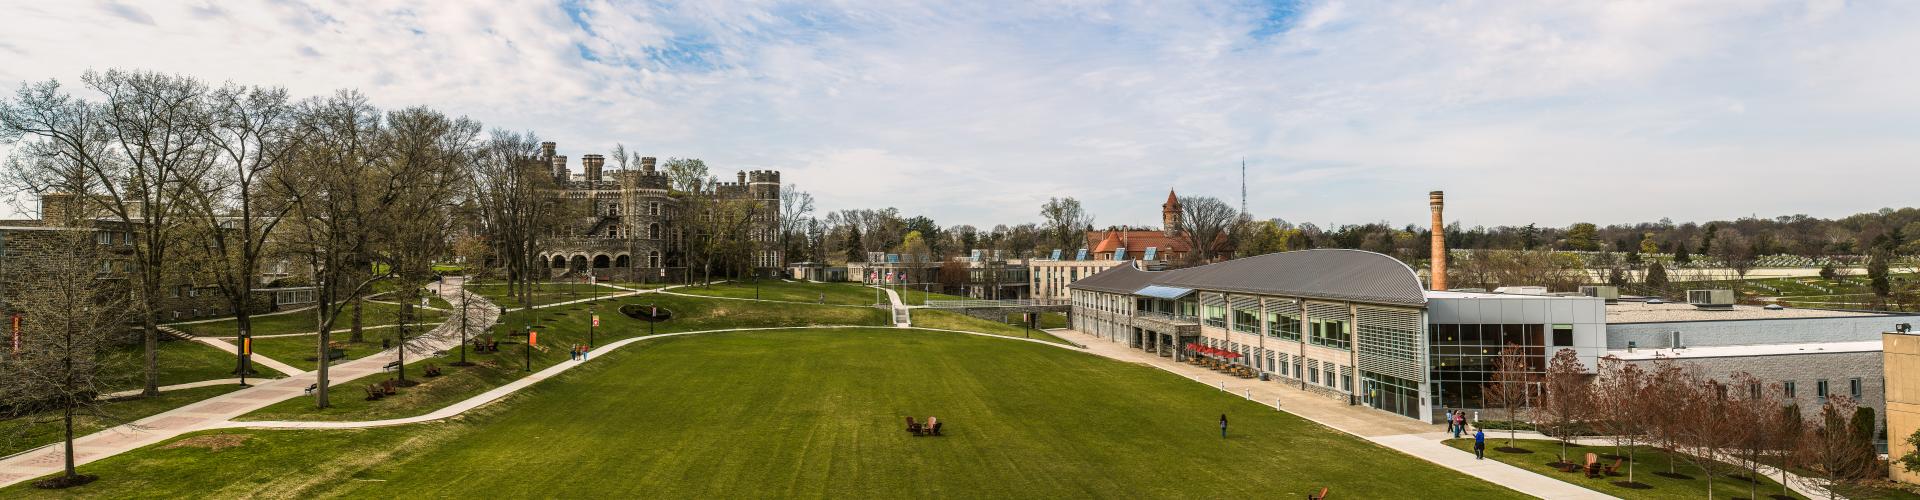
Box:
[534, 142, 781, 278]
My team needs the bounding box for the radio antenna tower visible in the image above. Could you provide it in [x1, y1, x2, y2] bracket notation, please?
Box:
[1239, 157, 1249, 217]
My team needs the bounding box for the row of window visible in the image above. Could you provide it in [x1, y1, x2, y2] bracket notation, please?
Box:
[1198, 303, 1352, 351]
[1783, 378, 1866, 400]
[1201, 337, 1351, 392]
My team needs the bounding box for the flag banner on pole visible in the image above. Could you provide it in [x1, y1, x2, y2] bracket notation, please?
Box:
[592, 315, 600, 327]
[529, 331, 538, 346]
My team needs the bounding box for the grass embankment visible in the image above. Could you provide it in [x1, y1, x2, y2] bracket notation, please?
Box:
[674, 280, 883, 306]
[465, 282, 629, 308]
[235, 293, 888, 422]
[170, 300, 446, 338]
[0, 385, 241, 458]
[1443, 438, 1806, 500]
[13, 329, 1522, 498]
[246, 334, 388, 373]
[911, 310, 1069, 345]
[106, 339, 285, 390]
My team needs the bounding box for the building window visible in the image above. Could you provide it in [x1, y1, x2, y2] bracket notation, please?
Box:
[1232, 306, 1259, 334]
[1203, 304, 1226, 328]
[649, 202, 660, 216]
[648, 223, 661, 239]
[1310, 318, 1351, 350]
[1783, 380, 1796, 399]
[97, 231, 113, 245]
[1309, 363, 1320, 384]
[1552, 324, 1573, 347]
[1816, 379, 1829, 400]
[1270, 311, 1301, 341]
[1850, 378, 1862, 398]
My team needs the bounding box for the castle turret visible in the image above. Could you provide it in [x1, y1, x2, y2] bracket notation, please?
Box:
[1162, 189, 1182, 235]
[551, 155, 568, 181]
[641, 156, 656, 174]
[540, 141, 556, 159]
[737, 171, 747, 185]
[582, 154, 604, 182]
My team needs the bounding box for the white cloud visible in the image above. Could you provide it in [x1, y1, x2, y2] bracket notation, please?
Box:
[2, 0, 1918, 229]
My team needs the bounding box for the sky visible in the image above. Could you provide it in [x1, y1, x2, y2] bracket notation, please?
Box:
[3, 0, 1918, 230]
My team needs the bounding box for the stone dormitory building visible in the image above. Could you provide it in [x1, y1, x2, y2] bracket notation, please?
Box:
[1031, 189, 1206, 303]
[531, 142, 782, 280]
[0, 194, 316, 326]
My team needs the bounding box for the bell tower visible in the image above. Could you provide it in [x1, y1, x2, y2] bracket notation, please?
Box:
[1161, 189, 1182, 235]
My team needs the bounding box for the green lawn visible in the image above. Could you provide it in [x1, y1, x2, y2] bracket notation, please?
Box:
[465, 282, 622, 308]
[237, 293, 889, 422]
[674, 280, 883, 306]
[104, 339, 286, 391]
[895, 287, 975, 305]
[247, 334, 387, 372]
[0, 385, 241, 458]
[11, 329, 1521, 498]
[912, 309, 1068, 345]
[1443, 438, 1804, 500]
[169, 301, 446, 338]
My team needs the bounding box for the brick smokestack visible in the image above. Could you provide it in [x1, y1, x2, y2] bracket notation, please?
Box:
[1429, 190, 1447, 291]
[582, 154, 604, 182]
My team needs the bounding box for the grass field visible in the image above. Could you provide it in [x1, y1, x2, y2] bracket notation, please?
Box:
[674, 280, 883, 306]
[247, 333, 387, 372]
[465, 282, 626, 308]
[12, 329, 1520, 498]
[911, 309, 1068, 344]
[0, 385, 242, 458]
[170, 301, 446, 338]
[236, 293, 889, 422]
[894, 287, 975, 305]
[105, 339, 286, 390]
[1442, 438, 1805, 499]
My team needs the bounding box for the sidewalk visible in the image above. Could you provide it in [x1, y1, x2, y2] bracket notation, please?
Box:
[1050, 328, 1613, 499]
[0, 278, 496, 489]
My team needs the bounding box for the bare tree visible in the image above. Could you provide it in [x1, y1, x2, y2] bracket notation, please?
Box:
[1480, 342, 1534, 448]
[183, 82, 305, 378]
[1176, 196, 1237, 264]
[0, 70, 217, 397]
[372, 106, 477, 384]
[271, 90, 408, 408]
[1593, 355, 1649, 485]
[1672, 374, 1740, 499]
[469, 130, 559, 306]
[0, 230, 133, 488]
[1799, 396, 1875, 499]
[779, 184, 815, 268]
[1724, 373, 1784, 500]
[1643, 358, 1692, 475]
[1038, 197, 1093, 255]
[1534, 348, 1592, 465]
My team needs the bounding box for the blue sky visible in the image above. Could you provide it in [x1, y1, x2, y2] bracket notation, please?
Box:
[3, 0, 1918, 229]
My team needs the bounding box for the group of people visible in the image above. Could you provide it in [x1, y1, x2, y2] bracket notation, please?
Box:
[571, 344, 591, 361]
[1443, 409, 1487, 460]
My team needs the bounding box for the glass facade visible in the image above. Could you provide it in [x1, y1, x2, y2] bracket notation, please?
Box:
[1270, 311, 1301, 341]
[1427, 323, 1547, 410]
[1232, 307, 1260, 333]
[1363, 372, 1422, 419]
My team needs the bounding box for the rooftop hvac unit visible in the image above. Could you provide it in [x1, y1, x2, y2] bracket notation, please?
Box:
[1687, 289, 1735, 310]
[1493, 286, 1550, 296]
[1579, 285, 1620, 303]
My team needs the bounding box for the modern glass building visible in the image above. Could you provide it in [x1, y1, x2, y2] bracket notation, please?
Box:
[1067, 249, 1606, 422]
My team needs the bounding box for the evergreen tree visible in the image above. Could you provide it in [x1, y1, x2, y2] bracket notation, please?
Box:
[844, 225, 864, 263]
[1869, 253, 1893, 298]
[1820, 260, 1838, 281]
[1645, 261, 1670, 287]
[1673, 243, 1692, 265]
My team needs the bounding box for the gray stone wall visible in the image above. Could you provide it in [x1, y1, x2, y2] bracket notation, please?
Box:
[1623, 351, 1884, 421]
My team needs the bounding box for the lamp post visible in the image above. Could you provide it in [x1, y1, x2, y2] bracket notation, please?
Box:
[238, 327, 251, 387]
[524, 324, 533, 372]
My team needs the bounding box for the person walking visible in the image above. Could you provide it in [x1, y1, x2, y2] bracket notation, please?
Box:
[581, 345, 589, 360]
[1219, 414, 1229, 439]
[1473, 427, 1486, 460]
[1452, 411, 1466, 439]
[1444, 409, 1455, 435]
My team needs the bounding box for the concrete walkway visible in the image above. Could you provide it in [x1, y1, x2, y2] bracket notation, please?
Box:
[874, 286, 910, 327]
[0, 277, 496, 489]
[190, 336, 306, 377]
[97, 379, 247, 400]
[1051, 328, 1613, 499]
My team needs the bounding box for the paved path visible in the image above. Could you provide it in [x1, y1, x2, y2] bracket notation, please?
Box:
[875, 286, 910, 327]
[97, 379, 248, 400]
[1051, 328, 1612, 499]
[0, 278, 496, 489]
[190, 336, 305, 377]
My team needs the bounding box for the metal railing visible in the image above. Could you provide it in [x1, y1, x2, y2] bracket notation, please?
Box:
[923, 299, 1063, 308]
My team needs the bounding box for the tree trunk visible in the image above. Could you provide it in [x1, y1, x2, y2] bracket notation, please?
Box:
[315, 305, 332, 409]
[141, 315, 160, 397]
[63, 409, 76, 480]
[349, 297, 364, 343]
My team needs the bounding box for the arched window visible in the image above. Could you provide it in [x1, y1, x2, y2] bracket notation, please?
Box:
[551, 255, 566, 268]
[647, 251, 661, 268]
[615, 255, 630, 268]
[648, 223, 661, 239]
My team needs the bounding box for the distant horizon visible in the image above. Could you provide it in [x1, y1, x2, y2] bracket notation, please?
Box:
[5, 1, 1919, 228]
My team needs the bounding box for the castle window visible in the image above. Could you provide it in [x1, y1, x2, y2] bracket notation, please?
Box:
[647, 251, 661, 268]
[649, 202, 660, 216]
[649, 223, 661, 239]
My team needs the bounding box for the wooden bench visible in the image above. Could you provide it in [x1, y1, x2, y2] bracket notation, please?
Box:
[1308, 486, 1330, 499]
[305, 383, 319, 395]
[364, 384, 383, 401]
[1583, 453, 1600, 478]
[929, 422, 942, 436]
[905, 417, 922, 436]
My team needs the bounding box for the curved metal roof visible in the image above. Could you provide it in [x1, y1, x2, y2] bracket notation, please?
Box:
[1067, 249, 1427, 307]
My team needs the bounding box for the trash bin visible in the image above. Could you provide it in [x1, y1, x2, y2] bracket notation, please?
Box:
[1259, 372, 1270, 381]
